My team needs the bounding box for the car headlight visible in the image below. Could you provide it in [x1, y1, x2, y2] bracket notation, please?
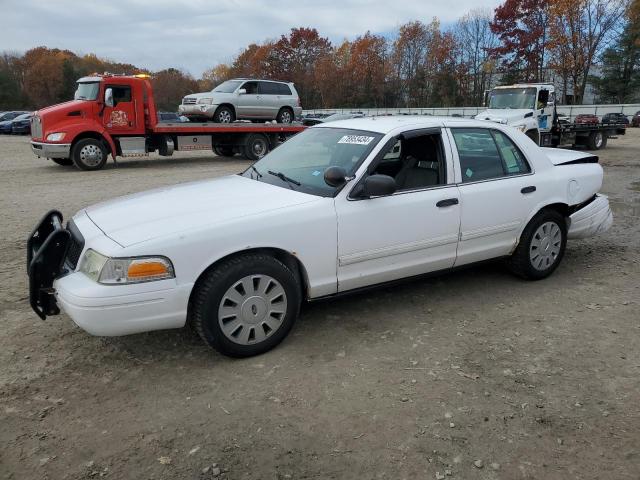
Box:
[197, 98, 213, 105]
[46, 132, 66, 141]
[79, 249, 175, 284]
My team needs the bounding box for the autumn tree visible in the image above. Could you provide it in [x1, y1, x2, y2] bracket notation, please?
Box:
[346, 32, 390, 107]
[392, 21, 431, 107]
[151, 68, 199, 111]
[199, 64, 233, 91]
[490, 0, 550, 82]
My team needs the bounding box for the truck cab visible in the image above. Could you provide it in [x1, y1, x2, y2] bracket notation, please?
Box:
[475, 83, 556, 145]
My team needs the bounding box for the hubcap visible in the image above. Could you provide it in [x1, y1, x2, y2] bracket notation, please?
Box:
[218, 110, 231, 123]
[217, 275, 287, 345]
[280, 110, 292, 123]
[79, 144, 103, 167]
[595, 132, 603, 148]
[529, 221, 562, 271]
[252, 139, 267, 158]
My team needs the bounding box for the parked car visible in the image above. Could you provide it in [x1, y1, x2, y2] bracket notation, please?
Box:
[574, 113, 599, 125]
[157, 112, 188, 123]
[601, 112, 629, 125]
[179, 78, 302, 124]
[632, 111, 640, 127]
[0, 111, 29, 132]
[28, 117, 612, 357]
[302, 112, 364, 126]
[10, 112, 34, 134]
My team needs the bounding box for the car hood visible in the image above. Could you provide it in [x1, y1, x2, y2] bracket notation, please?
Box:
[184, 92, 234, 102]
[475, 109, 534, 124]
[83, 175, 319, 247]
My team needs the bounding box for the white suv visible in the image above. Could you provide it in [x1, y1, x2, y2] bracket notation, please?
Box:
[179, 78, 302, 123]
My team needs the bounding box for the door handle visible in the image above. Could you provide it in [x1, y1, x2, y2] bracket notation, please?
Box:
[521, 186, 536, 194]
[436, 198, 459, 208]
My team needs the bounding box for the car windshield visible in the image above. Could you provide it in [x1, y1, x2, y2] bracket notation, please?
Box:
[74, 82, 100, 101]
[242, 127, 383, 197]
[213, 80, 243, 93]
[488, 88, 537, 110]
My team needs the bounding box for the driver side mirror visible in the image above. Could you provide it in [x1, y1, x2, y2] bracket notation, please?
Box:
[238, 88, 247, 95]
[104, 88, 114, 108]
[361, 174, 397, 198]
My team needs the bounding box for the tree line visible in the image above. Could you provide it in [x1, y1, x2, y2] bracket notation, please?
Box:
[0, 0, 637, 112]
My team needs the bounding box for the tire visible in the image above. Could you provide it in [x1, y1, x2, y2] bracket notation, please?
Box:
[507, 209, 567, 280]
[276, 107, 294, 124]
[243, 133, 269, 161]
[587, 131, 607, 150]
[213, 106, 235, 124]
[71, 138, 108, 171]
[525, 130, 540, 146]
[190, 254, 301, 357]
[213, 145, 235, 157]
[51, 157, 73, 166]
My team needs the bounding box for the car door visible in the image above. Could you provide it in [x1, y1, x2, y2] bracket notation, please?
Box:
[335, 129, 461, 292]
[448, 127, 540, 267]
[235, 81, 262, 118]
[102, 84, 137, 133]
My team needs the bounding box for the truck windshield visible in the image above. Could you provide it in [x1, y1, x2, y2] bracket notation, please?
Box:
[74, 82, 100, 101]
[488, 88, 537, 110]
[213, 80, 243, 93]
[241, 127, 383, 197]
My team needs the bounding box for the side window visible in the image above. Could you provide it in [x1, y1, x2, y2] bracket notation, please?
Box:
[452, 128, 504, 182]
[371, 134, 445, 191]
[242, 81, 258, 94]
[259, 82, 279, 95]
[492, 130, 531, 175]
[108, 86, 131, 105]
[277, 83, 292, 95]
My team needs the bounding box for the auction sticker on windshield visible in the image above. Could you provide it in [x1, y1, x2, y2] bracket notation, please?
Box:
[338, 135, 375, 145]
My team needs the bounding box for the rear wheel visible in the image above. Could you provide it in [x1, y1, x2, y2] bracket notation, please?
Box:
[51, 157, 73, 166]
[243, 133, 269, 161]
[213, 106, 235, 124]
[587, 131, 607, 150]
[276, 107, 294, 124]
[507, 210, 567, 280]
[71, 138, 108, 171]
[213, 145, 235, 157]
[190, 254, 301, 357]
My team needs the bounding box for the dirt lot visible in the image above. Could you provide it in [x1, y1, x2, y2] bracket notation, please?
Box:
[1, 131, 639, 480]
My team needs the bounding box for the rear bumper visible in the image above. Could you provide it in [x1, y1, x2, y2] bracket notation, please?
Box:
[568, 194, 613, 239]
[31, 141, 71, 159]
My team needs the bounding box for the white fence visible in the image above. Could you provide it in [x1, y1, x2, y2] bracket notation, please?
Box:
[302, 104, 640, 121]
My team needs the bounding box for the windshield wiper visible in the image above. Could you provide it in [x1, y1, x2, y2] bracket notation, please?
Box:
[267, 170, 301, 189]
[249, 165, 262, 179]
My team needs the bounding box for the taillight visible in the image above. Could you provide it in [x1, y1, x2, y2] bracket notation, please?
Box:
[297, 98, 301, 107]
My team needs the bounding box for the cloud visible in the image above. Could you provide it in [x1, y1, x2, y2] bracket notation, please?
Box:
[1, 0, 501, 76]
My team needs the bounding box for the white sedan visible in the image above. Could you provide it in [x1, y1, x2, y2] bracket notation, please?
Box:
[27, 117, 612, 357]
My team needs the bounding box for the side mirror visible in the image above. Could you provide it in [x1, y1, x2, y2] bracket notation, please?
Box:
[238, 88, 247, 95]
[362, 174, 396, 198]
[104, 88, 114, 108]
[324, 166, 348, 188]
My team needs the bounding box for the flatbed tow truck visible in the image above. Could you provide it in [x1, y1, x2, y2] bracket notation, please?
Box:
[475, 83, 626, 150]
[30, 73, 306, 170]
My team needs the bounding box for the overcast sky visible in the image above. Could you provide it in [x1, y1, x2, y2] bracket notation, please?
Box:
[1, 0, 502, 77]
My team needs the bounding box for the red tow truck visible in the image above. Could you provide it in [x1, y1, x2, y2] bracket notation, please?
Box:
[30, 74, 306, 170]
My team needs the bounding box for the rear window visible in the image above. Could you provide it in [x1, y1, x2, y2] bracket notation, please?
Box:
[260, 82, 292, 95]
[276, 83, 292, 95]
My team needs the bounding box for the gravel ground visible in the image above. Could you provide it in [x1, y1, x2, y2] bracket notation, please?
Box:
[1, 132, 639, 480]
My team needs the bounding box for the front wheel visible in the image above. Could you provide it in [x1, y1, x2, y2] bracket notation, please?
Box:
[213, 106, 235, 124]
[507, 210, 567, 280]
[71, 138, 108, 171]
[213, 145, 235, 157]
[190, 254, 301, 357]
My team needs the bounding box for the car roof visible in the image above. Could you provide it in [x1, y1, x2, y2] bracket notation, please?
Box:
[230, 78, 292, 85]
[313, 115, 500, 134]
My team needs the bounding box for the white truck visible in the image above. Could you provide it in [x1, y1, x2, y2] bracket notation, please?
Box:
[475, 83, 625, 150]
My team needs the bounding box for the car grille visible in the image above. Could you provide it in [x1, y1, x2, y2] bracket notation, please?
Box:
[65, 220, 85, 270]
[183, 97, 197, 105]
[31, 115, 42, 139]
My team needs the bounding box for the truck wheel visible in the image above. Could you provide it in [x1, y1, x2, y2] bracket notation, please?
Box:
[52, 158, 73, 166]
[213, 106, 235, 124]
[213, 146, 235, 157]
[507, 209, 567, 280]
[72, 139, 108, 171]
[525, 130, 540, 146]
[276, 108, 294, 124]
[243, 133, 269, 161]
[587, 131, 607, 150]
[190, 253, 301, 357]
